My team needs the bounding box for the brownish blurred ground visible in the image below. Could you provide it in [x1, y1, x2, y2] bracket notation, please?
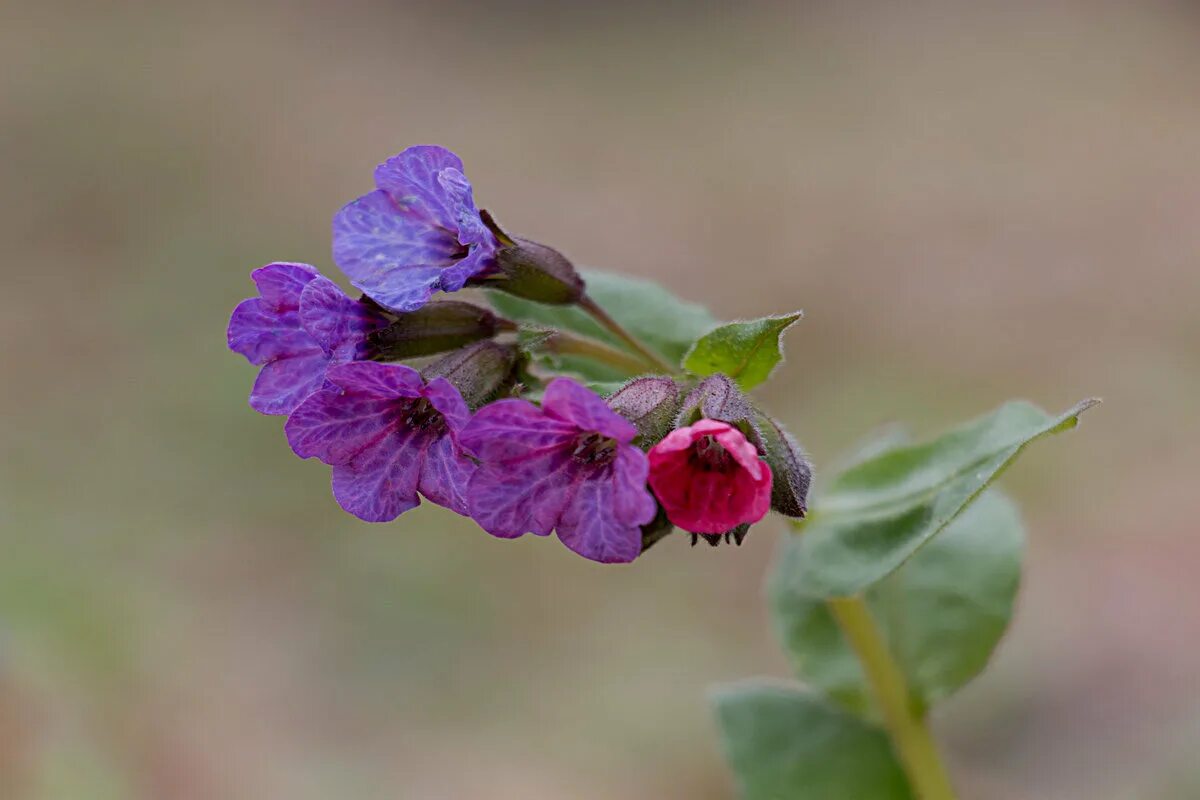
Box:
[1, 1, 1198, 798]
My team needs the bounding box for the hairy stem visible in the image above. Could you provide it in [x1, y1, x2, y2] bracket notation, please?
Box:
[541, 331, 653, 376]
[827, 596, 957, 800]
[577, 294, 675, 374]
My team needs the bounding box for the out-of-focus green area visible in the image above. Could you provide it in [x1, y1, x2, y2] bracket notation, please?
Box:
[1, 1, 1197, 797]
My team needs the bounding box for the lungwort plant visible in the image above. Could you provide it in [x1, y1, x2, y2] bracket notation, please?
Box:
[228, 145, 1096, 798]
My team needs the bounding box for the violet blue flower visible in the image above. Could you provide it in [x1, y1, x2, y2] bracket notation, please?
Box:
[332, 146, 500, 313]
[227, 262, 390, 415]
[460, 378, 657, 564]
[285, 362, 476, 522]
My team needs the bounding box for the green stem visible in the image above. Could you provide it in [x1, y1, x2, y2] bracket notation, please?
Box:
[542, 331, 654, 376]
[827, 596, 957, 800]
[577, 294, 675, 374]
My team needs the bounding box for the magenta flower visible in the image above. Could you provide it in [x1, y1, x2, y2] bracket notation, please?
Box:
[460, 378, 657, 564]
[227, 262, 389, 415]
[284, 362, 476, 522]
[647, 419, 773, 534]
[332, 146, 500, 313]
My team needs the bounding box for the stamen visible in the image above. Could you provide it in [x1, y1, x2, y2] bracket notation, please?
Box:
[571, 432, 618, 466]
[402, 397, 447, 435]
[690, 434, 732, 471]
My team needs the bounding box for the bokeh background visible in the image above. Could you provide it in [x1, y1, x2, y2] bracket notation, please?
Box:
[2, 1, 1198, 797]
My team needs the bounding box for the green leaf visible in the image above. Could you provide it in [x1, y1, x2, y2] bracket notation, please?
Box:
[712, 681, 913, 800]
[487, 268, 718, 368]
[833, 424, 913, 473]
[683, 312, 802, 390]
[786, 398, 1096, 597]
[770, 489, 1024, 714]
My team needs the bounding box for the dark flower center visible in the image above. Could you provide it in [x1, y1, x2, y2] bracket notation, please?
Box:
[399, 397, 447, 436]
[689, 435, 733, 472]
[572, 432, 618, 467]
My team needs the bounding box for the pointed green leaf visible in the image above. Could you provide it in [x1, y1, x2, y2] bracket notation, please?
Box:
[487, 269, 717, 368]
[712, 681, 913, 800]
[786, 398, 1096, 597]
[683, 312, 802, 390]
[771, 489, 1024, 714]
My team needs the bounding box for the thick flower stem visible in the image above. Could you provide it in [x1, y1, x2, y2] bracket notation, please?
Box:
[826, 596, 957, 800]
[577, 294, 676, 374]
[543, 331, 657, 376]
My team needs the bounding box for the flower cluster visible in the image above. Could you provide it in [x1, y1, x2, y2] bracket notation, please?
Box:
[228, 145, 810, 563]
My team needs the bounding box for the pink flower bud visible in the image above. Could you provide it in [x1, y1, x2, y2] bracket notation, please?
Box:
[647, 418, 773, 534]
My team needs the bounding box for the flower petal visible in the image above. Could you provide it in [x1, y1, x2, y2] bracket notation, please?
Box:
[332, 189, 464, 312]
[468, 449, 576, 539]
[434, 167, 492, 250]
[323, 361, 424, 399]
[285, 385, 398, 466]
[437, 246, 496, 294]
[227, 299, 313, 365]
[674, 460, 772, 534]
[611, 446, 657, 527]
[674, 468, 729, 533]
[652, 424, 702, 455]
[373, 146, 468, 231]
[330, 427, 426, 522]
[418, 433, 476, 516]
[542, 379, 637, 442]
[298, 276, 388, 355]
[248, 348, 328, 415]
[556, 471, 642, 564]
[731, 460, 773, 525]
[421, 377, 472, 431]
[459, 399, 577, 462]
[250, 262, 319, 311]
[713, 423, 768, 481]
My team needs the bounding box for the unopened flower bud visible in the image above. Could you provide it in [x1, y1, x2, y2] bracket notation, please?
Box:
[753, 411, 812, 518]
[367, 301, 506, 361]
[677, 374, 761, 442]
[422, 341, 519, 408]
[607, 376, 682, 447]
[476, 210, 585, 305]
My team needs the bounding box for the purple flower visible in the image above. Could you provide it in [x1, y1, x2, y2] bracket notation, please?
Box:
[460, 378, 657, 564]
[332, 146, 500, 313]
[285, 362, 476, 522]
[227, 262, 390, 415]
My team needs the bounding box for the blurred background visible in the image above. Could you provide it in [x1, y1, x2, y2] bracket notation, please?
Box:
[2, 1, 1198, 797]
